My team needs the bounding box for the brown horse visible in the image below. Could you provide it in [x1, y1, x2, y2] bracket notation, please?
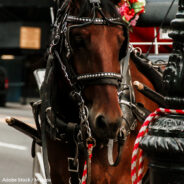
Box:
[40, 0, 159, 184]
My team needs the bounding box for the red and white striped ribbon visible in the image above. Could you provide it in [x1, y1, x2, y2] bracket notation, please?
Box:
[82, 144, 93, 184]
[131, 108, 184, 184]
[82, 161, 88, 184]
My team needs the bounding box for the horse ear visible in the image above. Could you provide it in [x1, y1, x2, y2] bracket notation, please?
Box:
[111, 0, 121, 5]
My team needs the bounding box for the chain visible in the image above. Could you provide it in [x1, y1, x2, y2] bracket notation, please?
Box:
[54, 50, 73, 87]
[60, 59, 73, 87]
[71, 91, 92, 138]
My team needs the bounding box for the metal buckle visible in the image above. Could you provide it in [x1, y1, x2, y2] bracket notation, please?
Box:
[89, 0, 101, 4]
[130, 119, 137, 131]
[68, 158, 79, 173]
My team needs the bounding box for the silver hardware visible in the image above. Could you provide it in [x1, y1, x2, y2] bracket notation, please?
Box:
[130, 119, 137, 131]
[119, 99, 132, 107]
[129, 44, 142, 56]
[55, 51, 73, 87]
[120, 126, 128, 140]
[71, 91, 92, 138]
[89, 0, 101, 4]
[68, 158, 79, 173]
[50, 7, 55, 25]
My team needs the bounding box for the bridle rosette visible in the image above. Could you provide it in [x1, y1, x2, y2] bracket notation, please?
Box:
[117, 0, 146, 26]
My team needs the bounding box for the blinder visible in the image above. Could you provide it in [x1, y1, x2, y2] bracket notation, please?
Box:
[119, 26, 129, 61]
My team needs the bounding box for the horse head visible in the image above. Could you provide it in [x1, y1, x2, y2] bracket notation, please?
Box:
[67, 0, 129, 141]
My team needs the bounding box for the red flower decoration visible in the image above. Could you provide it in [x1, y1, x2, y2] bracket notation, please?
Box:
[117, 0, 146, 26]
[124, 7, 135, 21]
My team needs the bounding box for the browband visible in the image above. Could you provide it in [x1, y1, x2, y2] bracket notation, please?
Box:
[67, 16, 121, 24]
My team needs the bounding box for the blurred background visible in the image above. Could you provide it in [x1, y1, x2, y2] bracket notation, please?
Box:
[0, 1, 53, 182]
[0, 0, 52, 105]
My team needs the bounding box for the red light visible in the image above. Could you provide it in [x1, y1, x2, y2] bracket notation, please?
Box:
[4, 79, 8, 89]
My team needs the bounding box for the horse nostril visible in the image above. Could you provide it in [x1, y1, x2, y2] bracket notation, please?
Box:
[95, 115, 107, 129]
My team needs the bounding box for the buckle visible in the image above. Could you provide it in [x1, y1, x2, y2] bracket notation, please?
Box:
[68, 158, 79, 173]
[89, 0, 101, 4]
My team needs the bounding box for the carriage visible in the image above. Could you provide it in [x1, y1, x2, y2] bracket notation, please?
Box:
[4, 0, 184, 184]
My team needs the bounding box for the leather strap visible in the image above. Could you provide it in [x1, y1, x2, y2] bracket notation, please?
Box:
[79, 78, 121, 88]
[121, 49, 130, 79]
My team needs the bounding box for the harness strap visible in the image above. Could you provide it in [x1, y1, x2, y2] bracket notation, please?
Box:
[79, 78, 121, 87]
[121, 49, 131, 79]
[77, 73, 122, 87]
[31, 100, 42, 135]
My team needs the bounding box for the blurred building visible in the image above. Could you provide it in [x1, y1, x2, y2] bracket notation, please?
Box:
[0, 0, 52, 103]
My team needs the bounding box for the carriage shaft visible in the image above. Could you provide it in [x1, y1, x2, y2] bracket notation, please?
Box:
[5, 117, 41, 145]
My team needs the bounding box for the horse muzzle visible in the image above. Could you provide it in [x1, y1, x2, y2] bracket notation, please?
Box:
[91, 114, 125, 141]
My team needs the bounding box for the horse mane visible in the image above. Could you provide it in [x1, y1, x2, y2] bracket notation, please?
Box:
[71, 0, 120, 17]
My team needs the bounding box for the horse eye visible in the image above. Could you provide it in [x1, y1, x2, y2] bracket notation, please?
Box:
[73, 35, 86, 48]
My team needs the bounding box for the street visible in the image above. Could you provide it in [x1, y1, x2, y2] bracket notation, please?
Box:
[0, 103, 34, 184]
